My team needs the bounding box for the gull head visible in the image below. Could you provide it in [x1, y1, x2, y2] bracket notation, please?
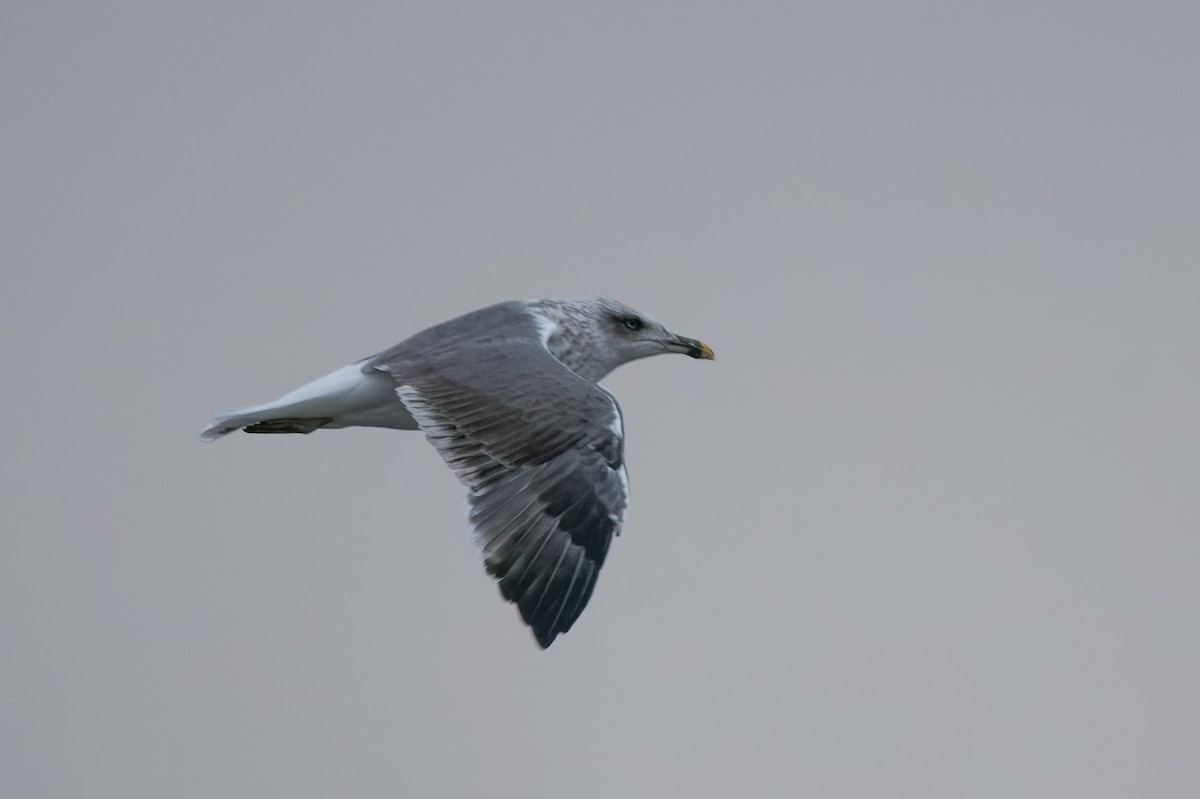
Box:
[528, 297, 714, 383]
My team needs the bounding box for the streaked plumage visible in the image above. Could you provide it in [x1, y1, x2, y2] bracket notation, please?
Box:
[202, 298, 713, 647]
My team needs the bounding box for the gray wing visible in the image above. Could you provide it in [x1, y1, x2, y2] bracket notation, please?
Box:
[369, 305, 628, 647]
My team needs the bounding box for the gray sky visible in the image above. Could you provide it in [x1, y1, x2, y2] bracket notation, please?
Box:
[3, 2, 1198, 797]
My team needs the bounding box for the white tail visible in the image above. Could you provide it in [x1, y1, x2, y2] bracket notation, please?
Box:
[200, 362, 418, 441]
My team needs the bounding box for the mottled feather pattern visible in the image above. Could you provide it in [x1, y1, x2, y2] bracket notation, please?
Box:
[394, 384, 625, 646]
[203, 297, 712, 648]
[377, 303, 630, 647]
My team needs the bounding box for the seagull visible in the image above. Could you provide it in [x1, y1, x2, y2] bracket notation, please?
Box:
[201, 298, 714, 647]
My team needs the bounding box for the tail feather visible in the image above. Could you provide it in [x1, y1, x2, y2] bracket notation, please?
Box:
[200, 361, 416, 442]
[199, 407, 281, 441]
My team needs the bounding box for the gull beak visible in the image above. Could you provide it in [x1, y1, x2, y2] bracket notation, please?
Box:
[667, 333, 715, 360]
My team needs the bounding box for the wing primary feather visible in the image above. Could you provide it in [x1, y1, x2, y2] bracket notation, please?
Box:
[384, 332, 632, 647]
[501, 518, 559, 599]
[529, 540, 571, 621]
[546, 549, 587, 636]
[559, 560, 597, 634]
[489, 515, 555, 588]
[475, 499, 546, 562]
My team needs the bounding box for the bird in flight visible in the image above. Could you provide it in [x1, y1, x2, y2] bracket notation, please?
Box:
[202, 298, 714, 647]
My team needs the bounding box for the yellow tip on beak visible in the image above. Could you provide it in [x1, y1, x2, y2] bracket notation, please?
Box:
[698, 341, 715, 361]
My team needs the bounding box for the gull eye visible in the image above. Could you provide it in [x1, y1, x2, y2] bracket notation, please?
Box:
[623, 316, 643, 331]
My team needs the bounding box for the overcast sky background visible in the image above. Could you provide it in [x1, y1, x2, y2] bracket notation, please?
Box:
[3, 2, 1198, 797]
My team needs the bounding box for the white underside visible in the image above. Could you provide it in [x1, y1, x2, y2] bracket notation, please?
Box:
[200, 361, 417, 441]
